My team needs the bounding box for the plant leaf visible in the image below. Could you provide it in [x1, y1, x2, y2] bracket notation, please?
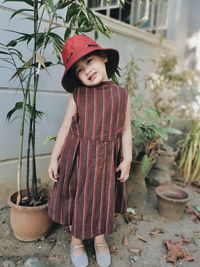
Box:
[9, 58, 32, 81]
[10, 8, 33, 19]
[6, 102, 23, 121]
[4, 0, 34, 7]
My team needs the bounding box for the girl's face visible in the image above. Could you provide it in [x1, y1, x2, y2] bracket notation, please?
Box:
[75, 54, 109, 86]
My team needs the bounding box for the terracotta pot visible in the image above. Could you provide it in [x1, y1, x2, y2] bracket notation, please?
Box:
[126, 161, 153, 208]
[153, 154, 174, 171]
[7, 189, 53, 241]
[155, 185, 189, 220]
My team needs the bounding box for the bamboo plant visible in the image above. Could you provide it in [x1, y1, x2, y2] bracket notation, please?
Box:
[178, 120, 200, 183]
[0, 0, 123, 206]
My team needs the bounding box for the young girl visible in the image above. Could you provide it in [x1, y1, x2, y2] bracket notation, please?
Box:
[48, 35, 132, 267]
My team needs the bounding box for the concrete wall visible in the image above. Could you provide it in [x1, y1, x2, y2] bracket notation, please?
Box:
[184, 0, 200, 71]
[0, 2, 178, 205]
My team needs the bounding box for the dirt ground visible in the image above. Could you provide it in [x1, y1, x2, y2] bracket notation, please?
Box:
[1, 181, 200, 267]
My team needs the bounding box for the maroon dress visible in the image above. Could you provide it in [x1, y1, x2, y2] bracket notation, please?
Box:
[48, 81, 128, 240]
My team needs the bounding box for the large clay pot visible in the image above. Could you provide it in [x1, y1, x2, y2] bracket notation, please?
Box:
[155, 185, 189, 220]
[7, 189, 53, 241]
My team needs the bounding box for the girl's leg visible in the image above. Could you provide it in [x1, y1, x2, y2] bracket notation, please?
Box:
[70, 236, 89, 267]
[94, 234, 111, 266]
[94, 234, 110, 253]
[71, 236, 85, 255]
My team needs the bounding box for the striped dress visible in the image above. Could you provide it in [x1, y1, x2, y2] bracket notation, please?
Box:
[48, 81, 128, 240]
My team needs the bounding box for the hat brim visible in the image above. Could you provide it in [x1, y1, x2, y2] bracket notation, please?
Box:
[61, 48, 119, 92]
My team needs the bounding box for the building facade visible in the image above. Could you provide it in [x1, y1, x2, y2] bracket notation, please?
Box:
[0, 0, 198, 204]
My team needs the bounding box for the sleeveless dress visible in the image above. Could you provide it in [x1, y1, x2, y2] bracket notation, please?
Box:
[48, 81, 128, 240]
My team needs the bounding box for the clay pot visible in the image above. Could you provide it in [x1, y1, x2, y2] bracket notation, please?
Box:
[155, 185, 189, 220]
[7, 189, 53, 241]
[126, 161, 152, 208]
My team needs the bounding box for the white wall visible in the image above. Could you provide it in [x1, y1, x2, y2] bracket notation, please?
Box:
[0, 2, 176, 205]
[184, 0, 200, 71]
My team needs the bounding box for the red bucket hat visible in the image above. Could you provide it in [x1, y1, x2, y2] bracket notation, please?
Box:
[61, 35, 119, 92]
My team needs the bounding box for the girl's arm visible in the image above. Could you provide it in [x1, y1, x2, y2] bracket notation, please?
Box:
[48, 95, 77, 182]
[116, 94, 132, 182]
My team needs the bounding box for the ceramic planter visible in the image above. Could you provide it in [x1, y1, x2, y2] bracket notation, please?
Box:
[7, 189, 53, 241]
[155, 185, 189, 220]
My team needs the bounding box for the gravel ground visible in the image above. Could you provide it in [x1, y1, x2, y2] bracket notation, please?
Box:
[0, 183, 200, 267]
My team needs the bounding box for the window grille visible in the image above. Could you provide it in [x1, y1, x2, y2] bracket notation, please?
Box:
[86, 0, 169, 33]
[87, 0, 121, 9]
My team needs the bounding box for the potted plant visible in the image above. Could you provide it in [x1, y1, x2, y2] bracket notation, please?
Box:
[144, 54, 200, 185]
[120, 56, 181, 208]
[126, 94, 180, 208]
[0, 0, 116, 241]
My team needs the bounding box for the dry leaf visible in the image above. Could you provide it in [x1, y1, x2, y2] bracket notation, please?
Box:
[52, 254, 61, 259]
[164, 239, 194, 264]
[63, 226, 71, 233]
[128, 247, 142, 255]
[129, 226, 137, 235]
[123, 214, 132, 223]
[110, 245, 118, 255]
[180, 238, 190, 246]
[141, 214, 149, 221]
[186, 205, 200, 223]
[150, 228, 164, 237]
[122, 235, 129, 247]
[135, 232, 147, 243]
[195, 232, 200, 238]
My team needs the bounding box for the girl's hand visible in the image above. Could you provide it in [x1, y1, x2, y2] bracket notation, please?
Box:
[116, 160, 131, 182]
[48, 159, 59, 182]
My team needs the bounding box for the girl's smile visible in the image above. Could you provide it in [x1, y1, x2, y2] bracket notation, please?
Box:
[75, 55, 109, 86]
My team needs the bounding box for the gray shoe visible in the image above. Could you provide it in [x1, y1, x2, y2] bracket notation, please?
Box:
[70, 243, 88, 267]
[94, 242, 111, 267]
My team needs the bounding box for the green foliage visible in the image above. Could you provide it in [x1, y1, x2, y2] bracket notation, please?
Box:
[6, 102, 43, 122]
[140, 154, 150, 175]
[120, 55, 185, 175]
[43, 135, 56, 145]
[132, 94, 181, 170]
[145, 54, 199, 117]
[121, 56, 141, 95]
[144, 54, 200, 182]
[178, 120, 200, 182]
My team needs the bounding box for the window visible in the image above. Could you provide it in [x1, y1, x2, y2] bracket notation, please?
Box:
[87, 0, 121, 9]
[86, 0, 169, 34]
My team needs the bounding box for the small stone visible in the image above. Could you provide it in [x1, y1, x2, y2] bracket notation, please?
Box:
[24, 257, 43, 267]
[16, 260, 23, 266]
[132, 256, 140, 262]
[1, 260, 16, 267]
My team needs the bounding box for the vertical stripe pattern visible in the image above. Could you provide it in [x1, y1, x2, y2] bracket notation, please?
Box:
[48, 81, 128, 240]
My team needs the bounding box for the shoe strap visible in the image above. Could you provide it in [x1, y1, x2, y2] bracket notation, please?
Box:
[95, 243, 108, 248]
[70, 244, 84, 252]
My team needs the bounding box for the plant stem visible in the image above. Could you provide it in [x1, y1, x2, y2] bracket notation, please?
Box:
[29, 2, 55, 203]
[7, 46, 29, 205]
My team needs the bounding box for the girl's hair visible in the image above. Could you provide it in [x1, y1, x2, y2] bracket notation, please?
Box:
[68, 50, 107, 79]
